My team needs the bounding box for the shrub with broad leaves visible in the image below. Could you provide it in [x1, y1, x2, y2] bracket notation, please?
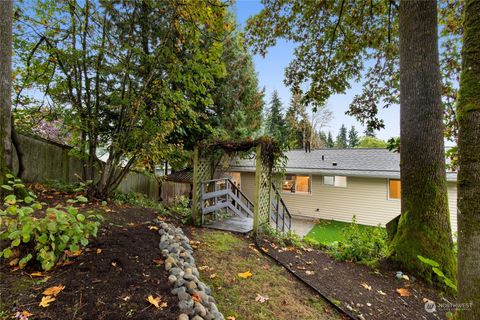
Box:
[327, 216, 388, 268]
[0, 174, 102, 271]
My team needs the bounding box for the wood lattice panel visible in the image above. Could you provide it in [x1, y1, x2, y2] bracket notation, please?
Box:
[192, 147, 212, 225]
[253, 145, 272, 235]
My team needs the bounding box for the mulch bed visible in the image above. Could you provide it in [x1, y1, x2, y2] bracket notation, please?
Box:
[0, 188, 179, 320]
[257, 238, 451, 320]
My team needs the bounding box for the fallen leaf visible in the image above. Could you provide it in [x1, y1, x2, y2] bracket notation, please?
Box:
[227, 317, 236, 320]
[297, 266, 306, 270]
[198, 265, 210, 271]
[30, 272, 44, 277]
[238, 271, 253, 279]
[153, 259, 164, 266]
[377, 290, 387, 296]
[402, 275, 410, 281]
[121, 295, 131, 301]
[192, 292, 201, 303]
[147, 295, 167, 309]
[396, 288, 411, 297]
[305, 270, 315, 275]
[255, 294, 270, 303]
[42, 285, 65, 296]
[39, 296, 56, 307]
[96, 248, 102, 254]
[65, 250, 82, 257]
[261, 247, 269, 253]
[17, 310, 34, 318]
[56, 260, 75, 267]
[111, 262, 117, 267]
[209, 273, 217, 279]
[360, 282, 372, 291]
[148, 226, 159, 231]
[9, 258, 19, 266]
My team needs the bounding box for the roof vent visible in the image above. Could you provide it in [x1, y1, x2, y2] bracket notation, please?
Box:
[332, 162, 337, 166]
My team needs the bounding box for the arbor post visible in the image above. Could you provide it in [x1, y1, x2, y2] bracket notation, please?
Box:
[253, 144, 271, 236]
[192, 145, 211, 226]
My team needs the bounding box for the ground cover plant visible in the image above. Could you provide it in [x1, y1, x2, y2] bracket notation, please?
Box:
[0, 183, 179, 319]
[0, 176, 102, 271]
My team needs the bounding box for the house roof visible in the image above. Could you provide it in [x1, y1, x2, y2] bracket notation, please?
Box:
[229, 148, 458, 181]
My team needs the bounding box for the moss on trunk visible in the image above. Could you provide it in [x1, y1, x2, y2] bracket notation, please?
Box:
[391, 0, 456, 284]
[457, 0, 480, 318]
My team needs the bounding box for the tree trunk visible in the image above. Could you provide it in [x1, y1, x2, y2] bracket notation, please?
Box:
[0, 0, 13, 172]
[457, 0, 480, 318]
[391, 0, 456, 282]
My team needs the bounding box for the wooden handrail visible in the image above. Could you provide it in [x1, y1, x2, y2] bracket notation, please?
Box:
[271, 183, 292, 232]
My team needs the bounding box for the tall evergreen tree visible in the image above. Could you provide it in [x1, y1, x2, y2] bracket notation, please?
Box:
[335, 124, 348, 148]
[265, 90, 287, 144]
[210, 22, 264, 141]
[326, 132, 334, 148]
[348, 126, 360, 148]
[457, 0, 480, 317]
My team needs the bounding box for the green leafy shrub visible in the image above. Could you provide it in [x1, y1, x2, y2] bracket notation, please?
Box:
[43, 179, 92, 193]
[111, 191, 167, 214]
[327, 216, 388, 267]
[0, 175, 102, 271]
[417, 255, 457, 292]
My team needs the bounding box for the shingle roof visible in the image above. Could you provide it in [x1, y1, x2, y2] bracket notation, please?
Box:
[230, 148, 457, 181]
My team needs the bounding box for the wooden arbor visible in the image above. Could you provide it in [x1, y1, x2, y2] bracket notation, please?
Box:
[191, 139, 278, 236]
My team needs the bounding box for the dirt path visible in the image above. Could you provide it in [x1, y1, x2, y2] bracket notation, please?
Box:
[185, 227, 346, 320]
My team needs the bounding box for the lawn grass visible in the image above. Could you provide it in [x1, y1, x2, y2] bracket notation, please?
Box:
[189, 229, 341, 320]
[304, 219, 374, 245]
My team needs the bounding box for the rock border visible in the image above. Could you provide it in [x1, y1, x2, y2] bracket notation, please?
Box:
[155, 220, 224, 320]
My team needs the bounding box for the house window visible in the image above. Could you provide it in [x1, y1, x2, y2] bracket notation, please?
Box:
[323, 176, 347, 188]
[282, 175, 311, 194]
[389, 179, 401, 199]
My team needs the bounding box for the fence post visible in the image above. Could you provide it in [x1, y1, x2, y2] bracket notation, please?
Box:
[192, 146, 201, 226]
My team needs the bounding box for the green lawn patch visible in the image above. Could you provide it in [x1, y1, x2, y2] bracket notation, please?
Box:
[304, 219, 374, 245]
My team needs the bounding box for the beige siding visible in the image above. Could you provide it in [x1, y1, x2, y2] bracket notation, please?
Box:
[239, 172, 458, 231]
[239, 172, 256, 202]
[447, 182, 458, 232]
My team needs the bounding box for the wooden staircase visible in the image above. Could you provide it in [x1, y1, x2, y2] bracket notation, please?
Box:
[200, 178, 291, 233]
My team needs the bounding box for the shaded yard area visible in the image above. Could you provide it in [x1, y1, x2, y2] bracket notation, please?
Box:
[304, 219, 375, 245]
[185, 227, 344, 320]
[0, 187, 178, 320]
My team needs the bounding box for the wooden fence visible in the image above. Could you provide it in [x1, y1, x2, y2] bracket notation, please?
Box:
[12, 133, 159, 200]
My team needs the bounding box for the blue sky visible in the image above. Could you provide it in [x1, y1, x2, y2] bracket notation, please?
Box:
[233, 0, 400, 141]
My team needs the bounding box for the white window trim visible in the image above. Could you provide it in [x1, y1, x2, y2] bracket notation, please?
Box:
[323, 175, 347, 188]
[282, 174, 312, 195]
[387, 178, 401, 200]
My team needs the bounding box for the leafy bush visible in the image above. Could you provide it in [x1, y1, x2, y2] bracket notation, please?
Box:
[417, 255, 457, 292]
[111, 191, 168, 214]
[43, 179, 92, 193]
[327, 216, 388, 267]
[263, 224, 303, 247]
[0, 175, 102, 271]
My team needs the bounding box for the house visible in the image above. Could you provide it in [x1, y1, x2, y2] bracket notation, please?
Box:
[228, 148, 458, 231]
